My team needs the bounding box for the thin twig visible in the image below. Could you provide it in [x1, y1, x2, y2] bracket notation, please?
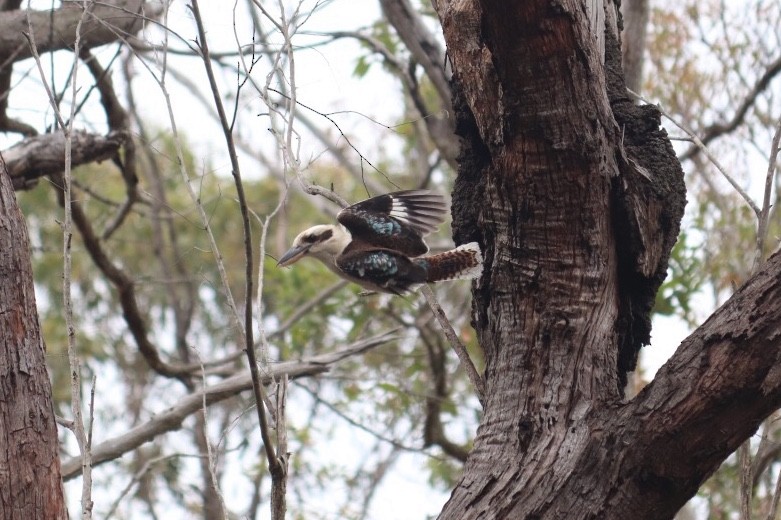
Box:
[151, 2, 247, 376]
[199, 352, 228, 519]
[29, 0, 98, 516]
[254, 190, 291, 367]
[767, 454, 781, 520]
[190, 2, 286, 516]
[21, 29, 65, 129]
[753, 115, 781, 271]
[420, 284, 485, 405]
[739, 440, 752, 520]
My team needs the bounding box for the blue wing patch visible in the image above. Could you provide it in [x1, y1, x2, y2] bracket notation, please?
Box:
[360, 213, 402, 237]
[336, 249, 427, 293]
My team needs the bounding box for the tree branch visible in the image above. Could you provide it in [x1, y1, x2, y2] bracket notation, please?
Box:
[606, 248, 781, 519]
[61, 333, 398, 480]
[678, 54, 781, 163]
[49, 172, 198, 380]
[79, 48, 139, 240]
[379, 0, 450, 112]
[1, 130, 126, 190]
[379, 0, 458, 166]
[0, 1, 153, 64]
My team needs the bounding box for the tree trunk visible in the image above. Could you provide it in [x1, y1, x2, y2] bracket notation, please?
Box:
[621, 0, 650, 92]
[0, 166, 67, 518]
[434, 1, 781, 518]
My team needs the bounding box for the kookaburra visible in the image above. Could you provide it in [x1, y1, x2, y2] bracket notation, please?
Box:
[277, 190, 483, 294]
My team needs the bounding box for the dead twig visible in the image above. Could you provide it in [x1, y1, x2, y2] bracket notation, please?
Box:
[420, 284, 485, 405]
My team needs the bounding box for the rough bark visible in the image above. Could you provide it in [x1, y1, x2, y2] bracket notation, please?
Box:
[0, 165, 67, 518]
[603, 6, 686, 390]
[430, 0, 781, 518]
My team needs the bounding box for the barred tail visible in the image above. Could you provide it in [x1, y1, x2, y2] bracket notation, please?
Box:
[419, 242, 483, 283]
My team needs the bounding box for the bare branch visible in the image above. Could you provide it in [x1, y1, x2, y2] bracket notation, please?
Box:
[679, 55, 781, 163]
[190, 4, 288, 508]
[148, 2, 250, 379]
[198, 355, 228, 519]
[0, 1, 153, 64]
[42, 4, 98, 514]
[49, 173, 200, 379]
[271, 375, 289, 520]
[753, 115, 781, 269]
[421, 284, 485, 405]
[2, 130, 125, 190]
[379, 0, 458, 166]
[79, 48, 139, 240]
[379, 0, 450, 111]
[60, 333, 398, 480]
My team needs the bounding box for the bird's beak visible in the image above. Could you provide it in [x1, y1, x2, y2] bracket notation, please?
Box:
[277, 244, 310, 267]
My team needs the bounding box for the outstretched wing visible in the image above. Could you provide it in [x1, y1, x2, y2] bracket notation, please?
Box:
[336, 248, 427, 294]
[337, 190, 446, 256]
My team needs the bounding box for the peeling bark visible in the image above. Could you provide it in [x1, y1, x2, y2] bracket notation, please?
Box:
[0, 164, 67, 519]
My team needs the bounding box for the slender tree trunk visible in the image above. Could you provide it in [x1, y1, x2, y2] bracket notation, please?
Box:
[434, 1, 781, 518]
[0, 166, 67, 518]
[621, 0, 650, 92]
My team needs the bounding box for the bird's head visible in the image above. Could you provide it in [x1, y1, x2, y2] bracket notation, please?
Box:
[277, 225, 350, 267]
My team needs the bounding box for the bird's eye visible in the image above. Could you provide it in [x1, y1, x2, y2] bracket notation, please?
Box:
[301, 235, 315, 243]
